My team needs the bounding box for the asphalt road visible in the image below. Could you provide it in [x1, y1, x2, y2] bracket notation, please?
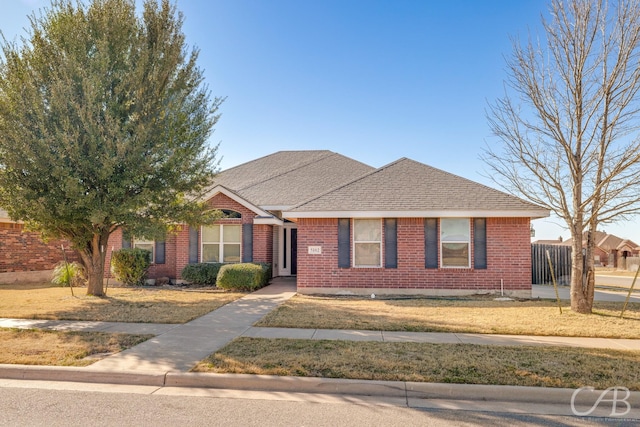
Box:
[0, 381, 634, 427]
[596, 274, 640, 290]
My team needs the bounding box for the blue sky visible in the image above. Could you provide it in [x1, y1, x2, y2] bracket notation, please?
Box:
[2, 0, 640, 244]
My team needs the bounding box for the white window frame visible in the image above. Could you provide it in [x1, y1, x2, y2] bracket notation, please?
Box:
[133, 238, 155, 264]
[440, 218, 471, 268]
[201, 224, 242, 263]
[352, 218, 382, 268]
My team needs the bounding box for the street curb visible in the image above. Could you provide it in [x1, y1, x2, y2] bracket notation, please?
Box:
[3, 364, 640, 407]
[166, 372, 407, 396]
[0, 365, 165, 386]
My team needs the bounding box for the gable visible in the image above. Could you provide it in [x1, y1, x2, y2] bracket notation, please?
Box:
[204, 187, 282, 225]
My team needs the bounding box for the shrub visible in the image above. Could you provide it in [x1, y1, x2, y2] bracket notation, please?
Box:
[181, 263, 223, 286]
[216, 263, 272, 291]
[111, 248, 151, 286]
[51, 261, 86, 287]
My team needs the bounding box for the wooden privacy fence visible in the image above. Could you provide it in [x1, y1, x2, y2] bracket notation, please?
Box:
[531, 244, 572, 285]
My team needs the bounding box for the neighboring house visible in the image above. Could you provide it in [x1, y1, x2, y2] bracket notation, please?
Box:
[0, 208, 77, 283]
[564, 231, 640, 268]
[106, 150, 549, 297]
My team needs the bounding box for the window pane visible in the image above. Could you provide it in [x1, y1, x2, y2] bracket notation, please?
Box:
[223, 225, 241, 243]
[223, 244, 241, 263]
[354, 219, 381, 241]
[442, 242, 469, 267]
[354, 243, 381, 267]
[134, 243, 153, 253]
[202, 244, 220, 262]
[441, 218, 469, 242]
[202, 226, 220, 243]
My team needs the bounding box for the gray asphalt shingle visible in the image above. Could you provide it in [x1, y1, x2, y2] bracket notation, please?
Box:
[287, 157, 548, 216]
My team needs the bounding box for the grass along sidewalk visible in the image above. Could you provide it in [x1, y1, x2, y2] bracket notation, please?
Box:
[0, 282, 245, 323]
[194, 338, 640, 390]
[0, 328, 152, 366]
[256, 295, 640, 339]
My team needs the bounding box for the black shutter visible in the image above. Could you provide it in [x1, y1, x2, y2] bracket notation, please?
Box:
[242, 223, 253, 262]
[474, 218, 487, 269]
[384, 218, 397, 268]
[122, 230, 132, 249]
[155, 240, 166, 264]
[424, 218, 438, 269]
[338, 218, 351, 268]
[189, 226, 199, 264]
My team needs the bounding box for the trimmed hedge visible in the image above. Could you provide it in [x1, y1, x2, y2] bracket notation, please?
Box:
[181, 263, 224, 286]
[216, 263, 272, 291]
[111, 248, 151, 286]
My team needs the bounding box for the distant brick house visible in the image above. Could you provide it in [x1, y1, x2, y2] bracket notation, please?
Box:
[563, 231, 640, 268]
[104, 150, 549, 297]
[0, 209, 78, 283]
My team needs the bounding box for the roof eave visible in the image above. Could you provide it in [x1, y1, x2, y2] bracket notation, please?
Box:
[283, 209, 550, 220]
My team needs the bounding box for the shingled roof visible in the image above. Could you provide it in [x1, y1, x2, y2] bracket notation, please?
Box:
[284, 158, 549, 219]
[207, 150, 374, 209]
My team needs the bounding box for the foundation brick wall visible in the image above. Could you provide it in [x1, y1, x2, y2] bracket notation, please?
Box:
[296, 217, 532, 293]
[0, 225, 79, 273]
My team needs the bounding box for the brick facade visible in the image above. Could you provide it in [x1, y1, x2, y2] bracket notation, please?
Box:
[296, 217, 532, 297]
[104, 192, 275, 281]
[0, 225, 79, 273]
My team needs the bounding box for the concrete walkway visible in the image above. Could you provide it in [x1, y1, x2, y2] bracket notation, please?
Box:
[84, 277, 297, 372]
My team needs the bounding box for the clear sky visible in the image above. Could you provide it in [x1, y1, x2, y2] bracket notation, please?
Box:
[2, 0, 639, 244]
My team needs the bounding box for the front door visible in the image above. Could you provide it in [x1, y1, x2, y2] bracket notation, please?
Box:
[280, 224, 297, 276]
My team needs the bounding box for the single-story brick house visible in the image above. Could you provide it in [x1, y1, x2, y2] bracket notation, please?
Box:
[106, 150, 549, 297]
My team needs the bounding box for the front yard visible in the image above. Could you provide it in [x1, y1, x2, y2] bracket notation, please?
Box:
[0, 282, 244, 366]
[0, 282, 245, 323]
[256, 294, 640, 338]
[195, 294, 640, 390]
[195, 338, 640, 390]
[3, 283, 640, 390]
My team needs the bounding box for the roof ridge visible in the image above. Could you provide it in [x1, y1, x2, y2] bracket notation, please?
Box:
[210, 150, 334, 193]
[289, 157, 410, 210]
[235, 151, 338, 192]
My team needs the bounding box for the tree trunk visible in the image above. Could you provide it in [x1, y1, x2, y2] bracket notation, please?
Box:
[571, 233, 594, 314]
[78, 231, 110, 296]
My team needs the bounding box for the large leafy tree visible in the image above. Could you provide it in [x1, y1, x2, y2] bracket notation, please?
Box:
[0, 0, 222, 295]
[485, 0, 640, 313]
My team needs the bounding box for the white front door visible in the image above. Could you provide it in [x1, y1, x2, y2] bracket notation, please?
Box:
[279, 224, 297, 276]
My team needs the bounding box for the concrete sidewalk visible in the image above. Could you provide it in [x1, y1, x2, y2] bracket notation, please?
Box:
[242, 327, 640, 350]
[532, 284, 640, 302]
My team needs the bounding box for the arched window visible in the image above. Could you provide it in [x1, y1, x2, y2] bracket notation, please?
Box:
[220, 209, 241, 219]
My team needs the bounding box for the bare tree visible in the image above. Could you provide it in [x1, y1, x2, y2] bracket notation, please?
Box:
[485, 0, 640, 313]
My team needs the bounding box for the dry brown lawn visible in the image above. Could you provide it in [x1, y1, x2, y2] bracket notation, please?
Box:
[0, 282, 245, 323]
[0, 328, 152, 366]
[195, 337, 640, 390]
[256, 295, 640, 338]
